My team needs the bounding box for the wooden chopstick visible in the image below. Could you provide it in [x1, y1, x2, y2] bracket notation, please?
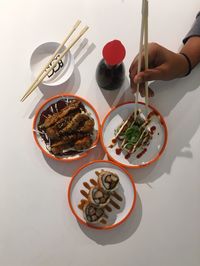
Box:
[144, 0, 149, 110]
[23, 20, 81, 100]
[20, 20, 83, 102]
[135, 0, 145, 118]
[21, 26, 89, 102]
[135, 0, 149, 117]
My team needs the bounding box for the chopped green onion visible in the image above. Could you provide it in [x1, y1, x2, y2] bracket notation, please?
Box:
[124, 125, 141, 143]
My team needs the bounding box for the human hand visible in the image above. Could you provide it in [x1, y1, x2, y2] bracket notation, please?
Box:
[129, 42, 189, 97]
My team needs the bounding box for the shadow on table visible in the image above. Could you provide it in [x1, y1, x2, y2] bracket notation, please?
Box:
[73, 38, 96, 68]
[43, 143, 105, 177]
[99, 76, 134, 108]
[28, 67, 81, 118]
[78, 192, 142, 245]
[127, 65, 200, 184]
[149, 65, 200, 116]
[27, 39, 96, 119]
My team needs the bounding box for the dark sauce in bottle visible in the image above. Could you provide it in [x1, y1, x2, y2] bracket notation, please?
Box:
[96, 59, 125, 90]
[96, 40, 126, 90]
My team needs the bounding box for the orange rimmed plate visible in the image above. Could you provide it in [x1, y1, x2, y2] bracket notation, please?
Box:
[33, 94, 100, 162]
[101, 102, 168, 168]
[68, 160, 137, 230]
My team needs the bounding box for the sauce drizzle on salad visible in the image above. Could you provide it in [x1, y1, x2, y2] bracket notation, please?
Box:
[136, 148, 147, 159]
[115, 148, 122, 155]
[150, 126, 156, 134]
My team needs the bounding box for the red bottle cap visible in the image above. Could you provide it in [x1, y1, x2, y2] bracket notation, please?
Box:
[102, 40, 126, 66]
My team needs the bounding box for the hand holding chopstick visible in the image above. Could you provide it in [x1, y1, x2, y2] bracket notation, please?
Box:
[21, 20, 88, 102]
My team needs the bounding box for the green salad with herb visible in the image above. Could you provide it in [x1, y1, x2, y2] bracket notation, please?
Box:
[111, 109, 153, 155]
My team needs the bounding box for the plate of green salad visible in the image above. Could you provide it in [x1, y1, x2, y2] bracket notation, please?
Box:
[101, 102, 168, 168]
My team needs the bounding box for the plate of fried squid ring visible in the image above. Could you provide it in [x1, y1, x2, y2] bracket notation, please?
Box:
[33, 94, 100, 161]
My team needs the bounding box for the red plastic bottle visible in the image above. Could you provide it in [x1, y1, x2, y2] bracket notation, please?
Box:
[96, 40, 126, 90]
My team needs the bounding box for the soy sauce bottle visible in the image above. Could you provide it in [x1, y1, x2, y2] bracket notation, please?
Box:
[96, 40, 126, 90]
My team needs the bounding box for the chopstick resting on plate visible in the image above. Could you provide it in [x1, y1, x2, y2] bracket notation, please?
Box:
[135, 0, 149, 117]
[21, 20, 89, 102]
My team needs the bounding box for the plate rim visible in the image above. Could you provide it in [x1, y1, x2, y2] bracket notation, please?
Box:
[100, 101, 168, 168]
[32, 93, 101, 162]
[67, 159, 137, 230]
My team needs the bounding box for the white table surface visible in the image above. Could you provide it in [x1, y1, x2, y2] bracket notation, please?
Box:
[0, 1, 200, 265]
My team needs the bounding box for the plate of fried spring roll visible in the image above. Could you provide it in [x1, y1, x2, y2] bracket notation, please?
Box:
[68, 160, 137, 229]
[101, 102, 168, 168]
[33, 94, 100, 161]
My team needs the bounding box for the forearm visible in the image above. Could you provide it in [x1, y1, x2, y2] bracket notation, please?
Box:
[180, 36, 200, 68]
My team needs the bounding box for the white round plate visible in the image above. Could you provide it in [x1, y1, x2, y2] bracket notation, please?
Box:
[68, 160, 137, 230]
[30, 42, 74, 86]
[33, 94, 100, 161]
[101, 102, 168, 168]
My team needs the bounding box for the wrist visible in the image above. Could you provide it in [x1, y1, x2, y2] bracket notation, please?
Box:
[177, 52, 192, 77]
[179, 53, 192, 76]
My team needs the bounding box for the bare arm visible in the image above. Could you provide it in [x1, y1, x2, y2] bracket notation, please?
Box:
[180, 36, 200, 68]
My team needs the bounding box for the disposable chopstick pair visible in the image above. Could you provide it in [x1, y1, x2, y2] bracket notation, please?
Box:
[21, 20, 81, 102]
[21, 20, 89, 102]
[135, 0, 149, 118]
